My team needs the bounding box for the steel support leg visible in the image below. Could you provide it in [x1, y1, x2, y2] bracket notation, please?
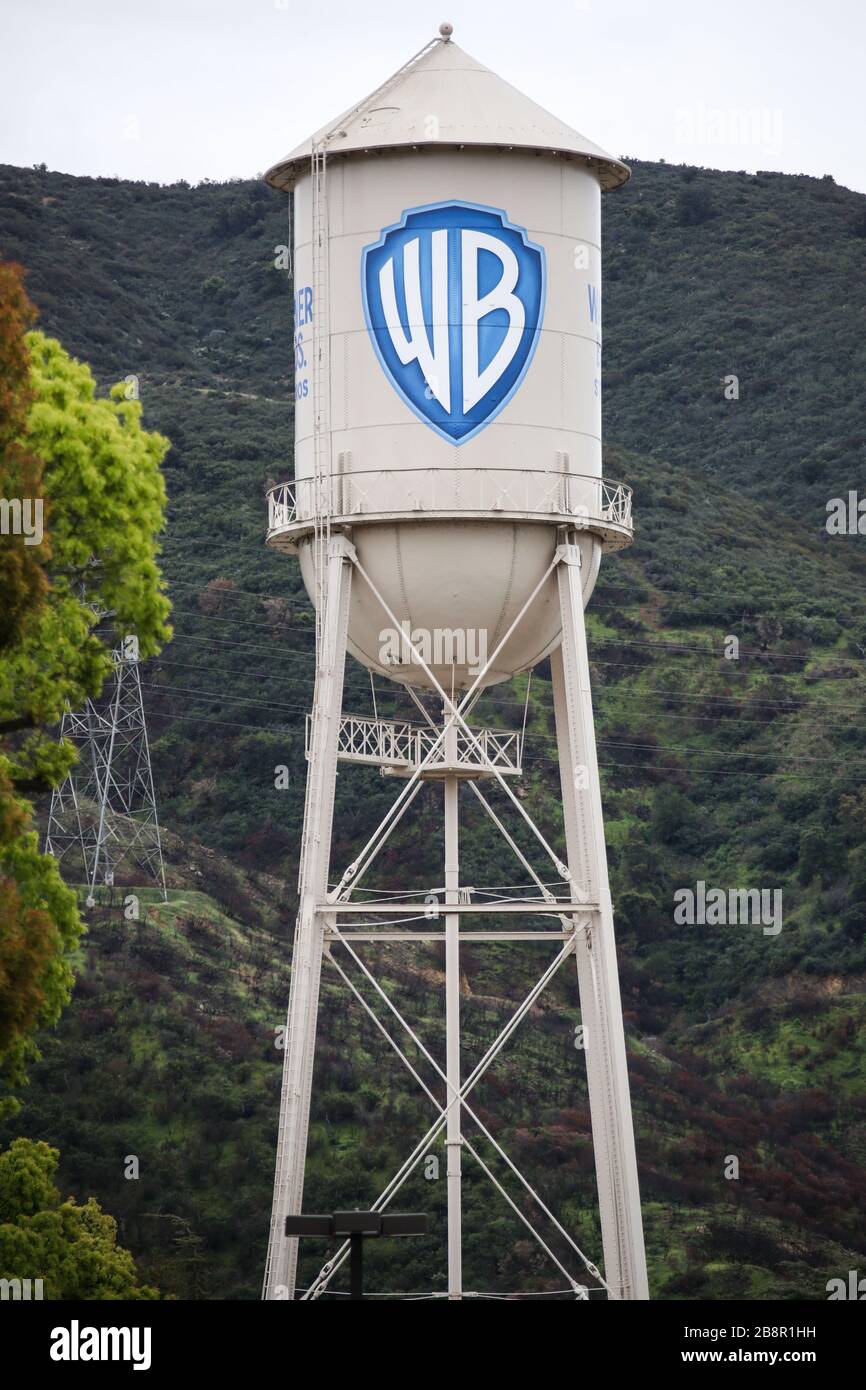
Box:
[551, 535, 649, 1300]
[443, 717, 462, 1299]
[263, 536, 355, 1300]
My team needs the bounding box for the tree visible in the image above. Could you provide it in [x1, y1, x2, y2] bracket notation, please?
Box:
[0, 327, 172, 743]
[675, 183, 715, 227]
[798, 824, 844, 888]
[0, 261, 46, 653]
[0, 261, 171, 1109]
[0, 1138, 159, 1298]
[0, 770, 78, 1088]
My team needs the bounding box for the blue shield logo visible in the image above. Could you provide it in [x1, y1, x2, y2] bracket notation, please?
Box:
[361, 200, 546, 444]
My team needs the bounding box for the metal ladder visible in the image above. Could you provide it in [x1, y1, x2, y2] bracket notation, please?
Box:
[296, 32, 444, 887]
[306, 30, 443, 669]
[310, 139, 331, 670]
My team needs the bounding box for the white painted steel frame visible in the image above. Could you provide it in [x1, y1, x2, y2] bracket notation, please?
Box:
[262, 536, 355, 1299]
[301, 938, 579, 1300]
[551, 540, 649, 1300]
[324, 932, 599, 1295]
[306, 710, 523, 777]
[443, 723, 462, 1297]
[267, 469, 634, 554]
[262, 531, 648, 1300]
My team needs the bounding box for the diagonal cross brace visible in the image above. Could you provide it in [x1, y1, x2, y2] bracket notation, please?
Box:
[330, 550, 584, 904]
[325, 943, 597, 1294]
[331, 931, 606, 1287]
[302, 935, 578, 1299]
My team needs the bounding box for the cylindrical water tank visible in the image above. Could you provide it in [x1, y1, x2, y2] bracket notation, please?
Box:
[266, 33, 630, 690]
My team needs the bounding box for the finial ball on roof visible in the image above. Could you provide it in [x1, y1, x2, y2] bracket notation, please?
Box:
[439, 22, 453, 40]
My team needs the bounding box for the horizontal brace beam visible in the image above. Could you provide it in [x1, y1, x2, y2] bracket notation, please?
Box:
[320, 901, 598, 916]
[326, 931, 578, 942]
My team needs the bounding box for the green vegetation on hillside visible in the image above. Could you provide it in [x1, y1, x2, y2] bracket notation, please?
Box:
[0, 261, 171, 1114]
[0, 1136, 159, 1299]
[0, 158, 864, 1299]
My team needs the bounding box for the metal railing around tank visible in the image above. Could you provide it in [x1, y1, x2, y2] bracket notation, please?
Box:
[267, 467, 633, 536]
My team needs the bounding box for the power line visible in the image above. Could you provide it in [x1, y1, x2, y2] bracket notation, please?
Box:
[139, 699, 836, 784]
[173, 590, 827, 662]
[148, 639, 866, 717]
[142, 680, 310, 717]
[149, 631, 303, 659]
[143, 659, 861, 734]
[524, 732, 866, 768]
[170, 607, 315, 635]
[146, 708, 300, 736]
[139, 709, 811, 783]
[140, 680, 863, 769]
[162, 574, 866, 625]
[164, 599, 852, 665]
[162, 611, 866, 690]
[528, 754, 845, 783]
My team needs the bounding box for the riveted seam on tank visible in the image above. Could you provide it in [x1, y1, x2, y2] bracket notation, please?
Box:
[489, 523, 518, 657]
[343, 335, 349, 433]
[520, 632, 560, 674]
[560, 160, 565, 238]
[393, 523, 412, 627]
[561, 333, 566, 427]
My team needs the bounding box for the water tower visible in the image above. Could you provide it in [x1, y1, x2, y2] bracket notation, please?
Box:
[261, 24, 648, 1301]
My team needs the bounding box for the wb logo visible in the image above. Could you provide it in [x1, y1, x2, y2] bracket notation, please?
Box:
[362, 200, 545, 443]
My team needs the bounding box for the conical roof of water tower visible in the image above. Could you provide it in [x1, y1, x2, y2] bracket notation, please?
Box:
[264, 27, 629, 193]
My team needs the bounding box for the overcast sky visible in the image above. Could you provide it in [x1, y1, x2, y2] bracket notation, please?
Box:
[2, 0, 865, 192]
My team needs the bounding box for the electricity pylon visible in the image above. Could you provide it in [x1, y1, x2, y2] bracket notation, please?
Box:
[46, 637, 167, 903]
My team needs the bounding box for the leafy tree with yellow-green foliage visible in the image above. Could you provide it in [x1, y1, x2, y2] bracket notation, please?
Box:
[0, 260, 171, 1111]
[1, 327, 172, 742]
[0, 1138, 159, 1298]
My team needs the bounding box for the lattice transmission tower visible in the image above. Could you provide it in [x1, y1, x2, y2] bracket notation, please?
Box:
[46, 637, 167, 904]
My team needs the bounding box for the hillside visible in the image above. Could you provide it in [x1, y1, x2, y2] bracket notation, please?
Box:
[1, 158, 865, 1299]
[9, 846, 864, 1300]
[4, 158, 865, 525]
